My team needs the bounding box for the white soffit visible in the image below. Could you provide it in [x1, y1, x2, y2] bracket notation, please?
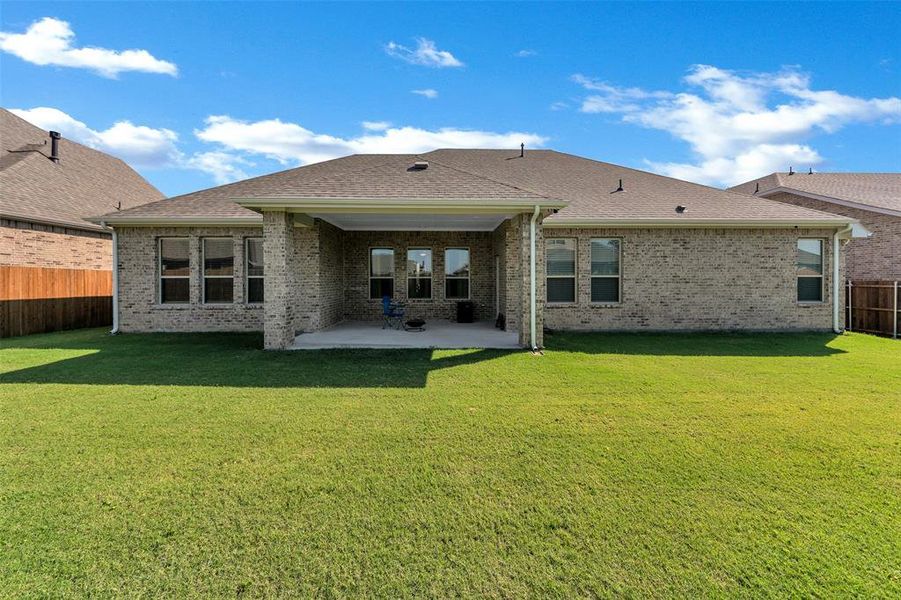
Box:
[310, 212, 510, 231]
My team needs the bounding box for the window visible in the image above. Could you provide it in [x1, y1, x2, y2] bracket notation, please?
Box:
[203, 238, 234, 304]
[546, 238, 576, 303]
[370, 248, 394, 299]
[445, 248, 470, 299]
[407, 248, 432, 299]
[159, 237, 189, 304]
[245, 238, 264, 304]
[797, 239, 824, 302]
[591, 239, 621, 303]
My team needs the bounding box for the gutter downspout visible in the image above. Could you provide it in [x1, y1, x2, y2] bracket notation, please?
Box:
[529, 205, 540, 351]
[108, 224, 120, 335]
[833, 225, 852, 334]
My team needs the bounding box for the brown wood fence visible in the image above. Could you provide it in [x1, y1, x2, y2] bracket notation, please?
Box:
[846, 280, 899, 339]
[1, 266, 113, 338]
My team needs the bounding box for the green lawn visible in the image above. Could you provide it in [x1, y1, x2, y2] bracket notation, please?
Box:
[1, 328, 899, 597]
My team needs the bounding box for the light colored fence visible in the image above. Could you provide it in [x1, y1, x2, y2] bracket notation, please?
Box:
[846, 280, 899, 339]
[0, 266, 112, 337]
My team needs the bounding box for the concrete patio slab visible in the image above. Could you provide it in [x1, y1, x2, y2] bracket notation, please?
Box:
[293, 320, 520, 350]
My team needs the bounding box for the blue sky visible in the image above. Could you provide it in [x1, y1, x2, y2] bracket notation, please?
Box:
[2, 1, 899, 196]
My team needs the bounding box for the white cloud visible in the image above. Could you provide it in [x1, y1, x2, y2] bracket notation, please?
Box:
[185, 151, 253, 185]
[515, 49, 537, 58]
[10, 107, 181, 168]
[385, 38, 463, 68]
[573, 65, 901, 186]
[194, 115, 547, 165]
[647, 144, 822, 189]
[11, 108, 547, 186]
[362, 120, 391, 131]
[572, 74, 673, 113]
[0, 17, 177, 78]
[412, 88, 438, 99]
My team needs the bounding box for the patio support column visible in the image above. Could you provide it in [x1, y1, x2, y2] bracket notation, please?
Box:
[509, 213, 545, 348]
[263, 210, 295, 350]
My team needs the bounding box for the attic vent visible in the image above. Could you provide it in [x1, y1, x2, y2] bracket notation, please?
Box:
[410, 161, 429, 171]
[675, 205, 687, 214]
[49, 131, 61, 163]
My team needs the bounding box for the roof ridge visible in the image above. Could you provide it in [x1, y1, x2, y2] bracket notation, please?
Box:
[543, 149, 767, 202]
[421, 154, 555, 200]
[271, 155, 422, 191]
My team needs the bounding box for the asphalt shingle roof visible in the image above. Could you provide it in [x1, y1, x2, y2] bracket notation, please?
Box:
[96, 148, 854, 225]
[729, 172, 901, 214]
[0, 108, 164, 231]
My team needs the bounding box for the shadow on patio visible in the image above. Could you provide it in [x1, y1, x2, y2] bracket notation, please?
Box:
[0, 329, 517, 389]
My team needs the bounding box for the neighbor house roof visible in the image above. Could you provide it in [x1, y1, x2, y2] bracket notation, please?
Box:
[729, 172, 901, 217]
[0, 108, 164, 231]
[93, 148, 855, 227]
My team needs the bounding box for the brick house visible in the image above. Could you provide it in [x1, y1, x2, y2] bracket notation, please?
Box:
[92, 149, 865, 350]
[0, 108, 163, 336]
[730, 172, 900, 280]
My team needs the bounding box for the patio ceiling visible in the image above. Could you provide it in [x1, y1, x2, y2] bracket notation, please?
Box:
[308, 212, 512, 231]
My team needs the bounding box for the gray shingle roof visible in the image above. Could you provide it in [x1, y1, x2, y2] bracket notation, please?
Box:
[428, 150, 848, 224]
[95, 148, 854, 225]
[729, 172, 901, 214]
[0, 108, 164, 231]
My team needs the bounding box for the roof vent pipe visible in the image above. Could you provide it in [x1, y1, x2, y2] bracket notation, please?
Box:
[520, 142, 524, 158]
[49, 131, 61, 162]
[754, 182, 759, 194]
[615, 178, 624, 192]
[808, 167, 813, 175]
[788, 166, 794, 175]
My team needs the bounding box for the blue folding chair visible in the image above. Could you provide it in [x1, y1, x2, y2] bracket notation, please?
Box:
[382, 296, 406, 329]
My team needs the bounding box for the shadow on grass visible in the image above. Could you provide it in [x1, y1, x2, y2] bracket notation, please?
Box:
[543, 330, 846, 357]
[0, 329, 515, 388]
[0, 328, 846, 389]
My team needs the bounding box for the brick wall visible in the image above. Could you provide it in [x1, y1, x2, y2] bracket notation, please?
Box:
[318, 220, 345, 329]
[115, 221, 841, 342]
[117, 226, 265, 333]
[340, 230, 497, 322]
[765, 192, 900, 280]
[1, 220, 111, 270]
[542, 227, 840, 332]
[496, 214, 547, 347]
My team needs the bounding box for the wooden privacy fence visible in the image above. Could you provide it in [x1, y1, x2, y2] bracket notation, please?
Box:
[846, 280, 899, 339]
[0, 266, 113, 338]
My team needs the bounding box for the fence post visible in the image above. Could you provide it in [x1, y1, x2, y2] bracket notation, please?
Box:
[846, 280, 852, 332]
[894, 281, 898, 339]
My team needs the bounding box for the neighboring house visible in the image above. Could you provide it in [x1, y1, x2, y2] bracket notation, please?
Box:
[92, 149, 863, 350]
[0, 108, 164, 336]
[730, 172, 900, 280]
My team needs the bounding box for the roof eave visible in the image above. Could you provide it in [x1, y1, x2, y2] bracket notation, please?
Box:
[2, 211, 108, 233]
[233, 196, 566, 214]
[85, 215, 264, 227]
[542, 217, 859, 228]
[757, 187, 901, 217]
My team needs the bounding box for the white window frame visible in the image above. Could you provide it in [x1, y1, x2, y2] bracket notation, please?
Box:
[245, 237, 264, 304]
[546, 238, 577, 305]
[369, 247, 395, 300]
[444, 247, 471, 300]
[797, 238, 825, 304]
[158, 237, 189, 304]
[406, 247, 433, 300]
[590, 238, 622, 305]
[202, 237, 235, 305]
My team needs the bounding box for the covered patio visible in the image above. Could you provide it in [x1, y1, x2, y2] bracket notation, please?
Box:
[293, 320, 520, 350]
